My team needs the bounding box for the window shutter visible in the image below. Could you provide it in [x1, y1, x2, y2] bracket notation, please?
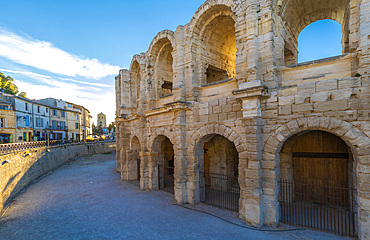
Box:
[5, 118, 8, 128]
[41, 118, 44, 127]
[25, 116, 29, 126]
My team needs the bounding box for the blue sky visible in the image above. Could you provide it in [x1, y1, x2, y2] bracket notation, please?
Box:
[0, 0, 342, 124]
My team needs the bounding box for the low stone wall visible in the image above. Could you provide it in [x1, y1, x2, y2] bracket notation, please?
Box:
[0, 141, 116, 213]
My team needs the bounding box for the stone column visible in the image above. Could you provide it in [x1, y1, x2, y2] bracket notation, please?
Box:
[233, 81, 268, 227]
[258, 1, 279, 89]
[139, 151, 149, 190]
[245, 0, 261, 84]
[120, 70, 130, 109]
[117, 120, 130, 180]
[358, 0, 370, 76]
[115, 122, 122, 173]
[171, 104, 188, 204]
[147, 152, 159, 191]
[173, 25, 186, 102]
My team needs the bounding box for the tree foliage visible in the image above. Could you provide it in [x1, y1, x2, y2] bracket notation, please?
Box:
[0, 72, 26, 97]
[92, 123, 102, 135]
[108, 123, 116, 133]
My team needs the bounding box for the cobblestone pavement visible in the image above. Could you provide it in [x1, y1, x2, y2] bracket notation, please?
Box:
[0, 152, 349, 240]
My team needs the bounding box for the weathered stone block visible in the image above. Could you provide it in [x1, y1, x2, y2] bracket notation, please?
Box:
[292, 103, 313, 113]
[314, 100, 349, 112]
[212, 105, 222, 114]
[278, 106, 292, 115]
[316, 79, 338, 91]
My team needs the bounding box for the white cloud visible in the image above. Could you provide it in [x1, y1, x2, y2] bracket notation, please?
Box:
[0, 68, 112, 88]
[13, 79, 116, 125]
[0, 28, 120, 79]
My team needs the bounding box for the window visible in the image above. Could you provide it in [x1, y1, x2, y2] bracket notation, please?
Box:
[46, 108, 49, 113]
[75, 123, 80, 130]
[25, 103, 28, 111]
[60, 121, 65, 129]
[25, 116, 29, 126]
[53, 109, 57, 116]
[76, 114, 79, 120]
[67, 103, 72, 108]
[61, 111, 65, 117]
[36, 117, 43, 127]
[37, 106, 40, 113]
[52, 120, 57, 129]
[0, 105, 9, 110]
[0, 118, 5, 128]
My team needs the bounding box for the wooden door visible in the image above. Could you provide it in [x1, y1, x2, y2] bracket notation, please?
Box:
[292, 131, 349, 206]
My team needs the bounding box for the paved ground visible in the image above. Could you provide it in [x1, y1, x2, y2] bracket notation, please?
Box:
[0, 152, 349, 240]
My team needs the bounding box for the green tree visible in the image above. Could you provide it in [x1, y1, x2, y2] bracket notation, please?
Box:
[18, 92, 27, 98]
[108, 123, 115, 133]
[92, 123, 102, 135]
[0, 72, 26, 97]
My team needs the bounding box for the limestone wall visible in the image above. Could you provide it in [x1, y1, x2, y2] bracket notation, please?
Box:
[115, 0, 370, 238]
[0, 142, 116, 213]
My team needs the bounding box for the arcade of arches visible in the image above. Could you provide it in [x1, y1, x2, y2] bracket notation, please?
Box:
[115, 0, 370, 239]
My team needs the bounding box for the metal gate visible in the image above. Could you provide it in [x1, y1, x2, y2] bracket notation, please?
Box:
[200, 172, 240, 211]
[163, 166, 174, 194]
[279, 180, 357, 238]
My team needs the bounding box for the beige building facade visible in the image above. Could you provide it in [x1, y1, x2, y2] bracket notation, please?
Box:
[0, 100, 16, 143]
[115, 0, 370, 238]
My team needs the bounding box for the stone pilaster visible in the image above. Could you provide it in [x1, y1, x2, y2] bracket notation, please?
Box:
[139, 151, 149, 190]
[173, 25, 186, 102]
[245, 0, 261, 83]
[147, 152, 159, 191]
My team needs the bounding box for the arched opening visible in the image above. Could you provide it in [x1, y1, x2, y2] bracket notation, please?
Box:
[131, 136, 141, 181]
[281, 0, 350, 65]
[297, 20, 343, 63]
[195, 134, 239, 211]
[152, 135, 174, 194]
[154, 40, 174, 98]
[279, 131, 357, 237]
[130, 60, 141, 108]
[198, 7, 237, 85]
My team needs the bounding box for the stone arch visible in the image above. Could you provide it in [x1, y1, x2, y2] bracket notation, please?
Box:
[276, 0, 350, 64]
[147, 30, 176, 59]
[129, 56, 142, 108]
[190, 123, 247, 155]
[261, 117, 370, 225]
[187, 123, 249, 205]
[188, 0, 245, 87]
[130, 134, 142, 151]
[148, 128, 176, 154]
[147, 31, 176, 99]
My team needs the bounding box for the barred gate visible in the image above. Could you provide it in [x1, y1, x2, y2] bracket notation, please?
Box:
[200, 172, 239, 211]
[162, 166, 174, 194]
[279, 180, 357, 238]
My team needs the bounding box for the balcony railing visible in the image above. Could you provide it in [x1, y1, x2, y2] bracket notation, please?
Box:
[0, 139, 116, 155]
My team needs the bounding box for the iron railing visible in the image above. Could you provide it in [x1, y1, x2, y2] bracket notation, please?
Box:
[0, 140, 116, 155]
[200, 172, 240, 211]
[279, 179, 357, 238]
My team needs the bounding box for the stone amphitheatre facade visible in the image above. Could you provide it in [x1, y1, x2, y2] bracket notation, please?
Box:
[115, 0, 370, 238]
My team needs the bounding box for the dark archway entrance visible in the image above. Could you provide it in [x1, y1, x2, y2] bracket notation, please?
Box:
[131, 136, 141, 181]
[197, 134, 239, 211]
[279, 131, 357, 237]
[152, 136, 175, 194]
